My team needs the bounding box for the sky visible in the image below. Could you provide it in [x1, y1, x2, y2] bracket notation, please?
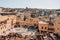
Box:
[0, 0, 60, 9]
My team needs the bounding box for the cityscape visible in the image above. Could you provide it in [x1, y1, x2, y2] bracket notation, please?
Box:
[0, 7, 60, 40]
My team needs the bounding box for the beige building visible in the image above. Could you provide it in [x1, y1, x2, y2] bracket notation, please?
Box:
[24, 11, 31, 18]
[26, 18, 39, 25]
[8, 15, 16, 26]
[47, 20, 55, 33]
[17, 15, 39, 26]
[38, 21, 48, 33]
[54, 16, 60, 36]
[19, 21, 25, 26]
[16, 12, 24, 21]
[0, 15, 16, 33]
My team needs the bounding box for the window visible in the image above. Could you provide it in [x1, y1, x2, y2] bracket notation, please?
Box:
[17, 16, 20, 17]
[16, 22, 19, 25]
[24, 16, 27, 21]
[58, 22, 60, 24]
[57, 28, 59, 30]
[4, 20, 7, 24]
[42, 27, 43, 29]
[31, 14, 36, 18]
[3, 31, 5, 33]
[26, 23, 28, 25]
[30, 19, 33, 21]
[1, 27, 2, 30]
[45, 27, 47, 29]
[4, 26, 6, 28]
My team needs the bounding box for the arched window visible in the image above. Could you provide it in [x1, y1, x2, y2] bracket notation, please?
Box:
[42, 27, 43, 29]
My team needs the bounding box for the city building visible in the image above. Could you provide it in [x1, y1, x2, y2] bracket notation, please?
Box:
[0, 14, 16, 33]
[54, 16, 60, 36]
[38, 21, 48, 34]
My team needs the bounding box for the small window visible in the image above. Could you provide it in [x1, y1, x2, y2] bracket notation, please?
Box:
[4, 26, 6, 28]
[16, 22, 19, 25]
[3, 31, 5, 33]
[4, 20, 7, 24]
[42, 27, 43, 29]
[30, 19, 33, 21]
[1, 28, 2, 30]
[34, 21, 35, 22]
[37, 21, 38, 23]
[58, 23, 60, 24]
[26, 23, 28, 25]
[45, 27, 47, 29]
[57, 28, 59, 29]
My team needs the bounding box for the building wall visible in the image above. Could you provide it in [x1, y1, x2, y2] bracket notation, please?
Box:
[54, 17, 60, 35]
[48, 25, 55, 33]
[19, 21, 25, 26]
[24, 11, 31, 18]
[16, 12, 24, 21]
[26, 18, 39, 25]
[8, 15, 16, 26]
[38, 22, 48, 33]
[0, 15, 16, 33]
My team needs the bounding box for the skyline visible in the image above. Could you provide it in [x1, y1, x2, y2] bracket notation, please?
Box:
[0, 0, 60, 9]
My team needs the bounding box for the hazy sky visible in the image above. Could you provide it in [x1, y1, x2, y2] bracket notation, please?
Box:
[0, 0, 60, 9]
